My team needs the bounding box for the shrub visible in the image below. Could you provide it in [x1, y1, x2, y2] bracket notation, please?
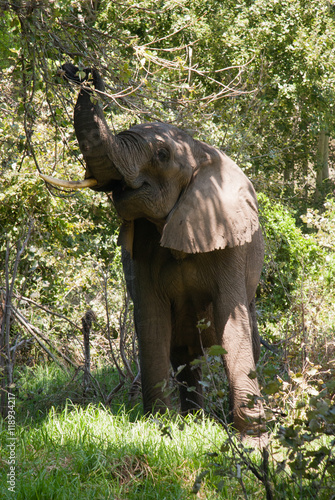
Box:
[258, 193, 321, 318]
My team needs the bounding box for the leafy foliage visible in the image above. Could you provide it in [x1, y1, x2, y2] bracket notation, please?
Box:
[258, 192, 321, 314]
[0, 165, 121, 309]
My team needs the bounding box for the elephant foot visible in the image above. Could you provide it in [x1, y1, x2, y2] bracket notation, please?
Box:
[240, 429, 269, 449]
[233, 401, 268, 449]
[143, 398, 171, 416]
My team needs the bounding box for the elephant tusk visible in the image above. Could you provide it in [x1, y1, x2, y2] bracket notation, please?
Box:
[39, 174, 98, 189]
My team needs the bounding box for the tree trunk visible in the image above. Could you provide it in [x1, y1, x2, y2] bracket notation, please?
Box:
[0, 293, 8, 417]
[82, 310, 96, 396]
[315, 130, 329, 202]
[0, 222, 33, 417]
[283, 154, 294, 197]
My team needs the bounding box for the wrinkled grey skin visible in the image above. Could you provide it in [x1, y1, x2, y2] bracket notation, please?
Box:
[59, 64, 267, 444]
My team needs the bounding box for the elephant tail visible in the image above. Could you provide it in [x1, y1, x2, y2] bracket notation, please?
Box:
[249, 298, 261, 363]
[249, 299, 278, 358]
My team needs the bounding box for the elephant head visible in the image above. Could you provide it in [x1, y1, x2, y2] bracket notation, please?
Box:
[44, 63, 260, 255]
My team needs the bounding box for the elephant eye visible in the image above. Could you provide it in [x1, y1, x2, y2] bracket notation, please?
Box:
[157, 148, 170, 163]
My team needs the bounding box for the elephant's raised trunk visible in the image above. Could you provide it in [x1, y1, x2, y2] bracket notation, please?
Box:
[43, 64, 143, 192]
[71, 65, 124, 191]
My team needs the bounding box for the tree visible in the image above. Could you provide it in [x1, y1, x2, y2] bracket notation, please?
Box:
[2, 0, 335, 202]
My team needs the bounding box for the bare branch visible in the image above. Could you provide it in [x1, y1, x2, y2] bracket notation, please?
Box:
[119, 291, 134, 380]
[10, 293, 82, 332]
[12, 306, 78, 370]
[101, 268, 125, 378]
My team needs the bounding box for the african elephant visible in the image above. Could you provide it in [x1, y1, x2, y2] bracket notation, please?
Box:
[43, 63, 266, 444]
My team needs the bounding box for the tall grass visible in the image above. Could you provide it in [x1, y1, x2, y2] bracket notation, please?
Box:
[1, 399, 260, 499]
[1, 360, 334, 499]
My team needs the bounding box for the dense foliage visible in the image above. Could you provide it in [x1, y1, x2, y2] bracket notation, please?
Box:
[1, 0, 335, 498]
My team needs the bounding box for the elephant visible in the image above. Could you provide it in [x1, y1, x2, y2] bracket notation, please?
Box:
[42, 63, 267, 445]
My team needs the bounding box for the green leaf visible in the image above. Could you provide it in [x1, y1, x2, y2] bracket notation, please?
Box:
[248, 370, 257, 380]
[208, 345, 227, 356]
[175, 364, 186, 376]
[77, 70, 86, 81]
[291, 373, 304, 384]
[309, 418, 321, 433]
[187, 386, 196, 392]
[197, 319, 211, 331]
[263, 380, 281, 395]
[192, 470, 209, 494]
[220, 442, 230, 453]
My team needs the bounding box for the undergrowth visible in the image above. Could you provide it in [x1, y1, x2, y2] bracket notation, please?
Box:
[0, 398, 261, 500]
[1, 358, 334, 499]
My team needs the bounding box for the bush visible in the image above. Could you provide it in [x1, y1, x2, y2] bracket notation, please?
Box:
[258, 193, 321, 318]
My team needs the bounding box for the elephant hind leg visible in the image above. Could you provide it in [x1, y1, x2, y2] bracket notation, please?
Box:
[170, 346, 203, 413]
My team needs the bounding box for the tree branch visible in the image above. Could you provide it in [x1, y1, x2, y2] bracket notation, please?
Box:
[11, 306, 78, 370]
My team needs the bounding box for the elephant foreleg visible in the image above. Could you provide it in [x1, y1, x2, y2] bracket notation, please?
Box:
[135, 303, 172, 414]
[215, 300, 267, 444]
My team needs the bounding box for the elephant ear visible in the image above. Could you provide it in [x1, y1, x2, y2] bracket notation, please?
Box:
[160, 152, 260, 253]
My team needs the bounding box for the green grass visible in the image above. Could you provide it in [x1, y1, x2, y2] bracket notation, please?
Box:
[1, 401, 256, 499]
[1, 364, 334, 499]
[13, 363, 138, 424]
